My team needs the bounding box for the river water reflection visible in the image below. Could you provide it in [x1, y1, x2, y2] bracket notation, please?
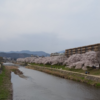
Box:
[11, 67, 100, 100]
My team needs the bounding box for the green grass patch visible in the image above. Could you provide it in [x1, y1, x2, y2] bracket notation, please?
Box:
[95, 83, 100, 88]
[29, 63, 100, 87]
[0, 66, 11, 100]
[86, 80, 93, 85]
[30, 63, 100, 76]
[81, 77, 85, 80]
[30, 63, 66, 69]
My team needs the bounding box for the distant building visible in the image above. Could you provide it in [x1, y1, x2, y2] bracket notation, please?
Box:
[31, 55, 34, 57]
[50, 52, 64, 56]
[31, 55, 38, 57]
[50, 53, 59, 56]
[59, 53, 65, 56]
[65, 43, 100, 57]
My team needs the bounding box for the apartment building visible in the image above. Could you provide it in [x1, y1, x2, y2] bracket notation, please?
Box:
[65, 43, 100, 57]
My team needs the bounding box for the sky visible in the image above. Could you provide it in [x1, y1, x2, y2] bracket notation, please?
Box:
[0, 0, 100, 53]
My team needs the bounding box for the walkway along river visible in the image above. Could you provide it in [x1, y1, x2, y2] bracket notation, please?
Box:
[10, 65, 100, 100]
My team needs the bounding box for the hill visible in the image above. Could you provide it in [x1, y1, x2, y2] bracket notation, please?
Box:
[0, 50, 50, 59]
[6, 50, 50, 56]
[0, 52, 32, 59]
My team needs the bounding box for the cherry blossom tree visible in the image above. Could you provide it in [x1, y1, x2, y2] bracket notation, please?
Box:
[17, 51, 100, 70]
[96, 51, 100, 69]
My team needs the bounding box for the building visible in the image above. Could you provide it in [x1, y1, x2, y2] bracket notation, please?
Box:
[65, 43, 100, 57]
[50, 52, 65, 56]
[50, 53, 59, 56]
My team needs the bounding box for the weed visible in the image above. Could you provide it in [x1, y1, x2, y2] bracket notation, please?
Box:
[30, 63, 100, 76]
[95, 83, 100, 88]
[0, 66, 12, 100]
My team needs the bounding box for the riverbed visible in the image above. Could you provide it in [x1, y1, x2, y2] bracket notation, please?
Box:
[11, 66, 100, 100]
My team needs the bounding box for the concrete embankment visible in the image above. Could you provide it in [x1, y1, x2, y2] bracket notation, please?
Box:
[26, 65, 100, 87]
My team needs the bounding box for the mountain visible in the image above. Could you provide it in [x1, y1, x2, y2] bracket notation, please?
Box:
[0, 52, 32, 59]
[6, 50, 50, 56]
[0, 50, 50, 59]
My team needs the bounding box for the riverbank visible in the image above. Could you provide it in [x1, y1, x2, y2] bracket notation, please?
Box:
[26, 65, 100, 87]
[0, 65, 23, 100]
[30, 63, 100, 76]
[0, 65, 12, 100]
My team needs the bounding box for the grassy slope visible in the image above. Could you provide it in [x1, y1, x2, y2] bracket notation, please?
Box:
[0, 66, 12, 100]
[30, 63, 100, 76]
[27, 63, 100, 87]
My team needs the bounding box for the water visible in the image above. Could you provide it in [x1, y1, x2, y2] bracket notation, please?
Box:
[11, 67, 100, 100]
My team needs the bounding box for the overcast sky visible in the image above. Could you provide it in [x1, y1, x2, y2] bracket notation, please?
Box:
[0, 0, 100, 53]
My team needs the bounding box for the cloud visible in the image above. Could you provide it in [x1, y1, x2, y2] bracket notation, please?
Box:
[0, 33, 99, 53]
[0, 0, 100, 52]
[0, 0, 98, 39]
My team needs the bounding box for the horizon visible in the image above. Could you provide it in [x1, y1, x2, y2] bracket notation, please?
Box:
[0, 42, 100, 54]
[0, 50, 64, 54]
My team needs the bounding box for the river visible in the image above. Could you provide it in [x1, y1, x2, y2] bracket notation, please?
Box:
[4, 63, 100, 100]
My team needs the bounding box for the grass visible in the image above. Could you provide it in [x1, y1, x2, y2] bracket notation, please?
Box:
[95, 83, 100, 87]
[30, 63, 66, 69]
[0, 65, 12, 100]
[30, 63, 100, 76]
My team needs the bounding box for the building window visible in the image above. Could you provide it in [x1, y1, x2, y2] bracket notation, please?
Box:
[80, 48, 82, 54]
[85, 47, 88, 52]
[75, 49, 77, 53]
[71, 50, 73, 55]
[91, 46, 94, 51]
